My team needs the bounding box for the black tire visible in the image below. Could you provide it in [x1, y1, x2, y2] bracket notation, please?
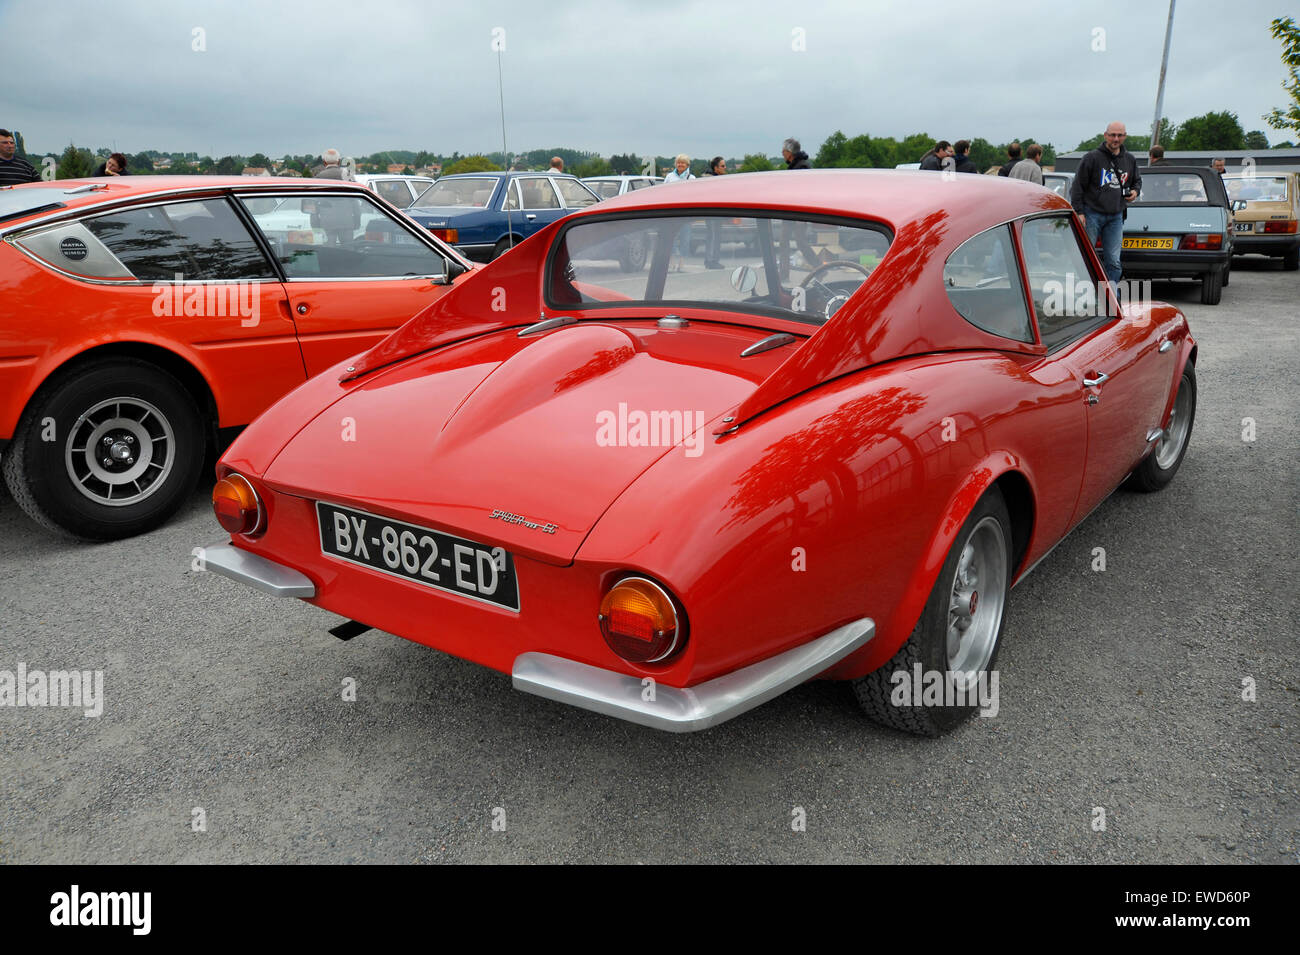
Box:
[492, 236, 518, 260]
[617, 234, 648, 273]
[1283, 247, 1299, 271]
[1200, 267, 1223, 305]
[2, 359, 204, 540]
[1221, 261, 1230, 287]
[1126, 362, 1196, 493]
[851, 487, 1012, 736]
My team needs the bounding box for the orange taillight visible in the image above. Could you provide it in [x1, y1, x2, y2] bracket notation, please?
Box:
[212, 473, 264, 536]
[598, 577, 684, 664]
[431, 228, 459, 244]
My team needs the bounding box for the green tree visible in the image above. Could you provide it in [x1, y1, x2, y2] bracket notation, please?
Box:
[1244, 129, 1270, 150]
[443, 155, 500, 175]
[55, 144, 94, 179]
[246, 153, 271, 170]
[1171, 111, 1245, 150]
[736, 153, 775, 173]
[1265, 16, 1300, 138]
[609, 153, 640, 175]
[214, 155, 239, 175]
[129, 152, 154, 174]
[573, 157, 612, 178]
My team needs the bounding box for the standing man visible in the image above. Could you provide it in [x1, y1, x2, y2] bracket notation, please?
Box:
[315, 148, 352, 180]
[548, 156, 565, 174]
[1211, 157, 1227, 176]
[1148, 144, 1166, 166]
[782, 138, 811, 169]
[952, 140, 979, 174]
[663, 154, 694, 183]
[1008, 144, 1044, 184]
[0, 129, 40, 185]
[1069, 121, 1141, 285]
[999, 143, 1022, 177]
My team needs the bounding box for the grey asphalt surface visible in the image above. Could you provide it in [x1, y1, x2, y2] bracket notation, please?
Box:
[1, 259, 1296, 864]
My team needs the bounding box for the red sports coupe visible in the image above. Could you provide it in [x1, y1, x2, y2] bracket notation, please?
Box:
[202, 170, 1196, 735]
[0, 176, 474, 540]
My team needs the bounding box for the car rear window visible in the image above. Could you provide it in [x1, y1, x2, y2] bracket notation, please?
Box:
[84, 198, 274, 281]
[549, 213, 889, 325]
[412, 178, 495, 208]
[1225, 177, 1289, 202]
[1136, 172, 1209, 204]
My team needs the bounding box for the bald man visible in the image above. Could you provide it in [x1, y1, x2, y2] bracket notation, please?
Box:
[1069, 121, 1141, 284]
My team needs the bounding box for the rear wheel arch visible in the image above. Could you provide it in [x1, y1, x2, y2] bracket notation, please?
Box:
[20, 343, 220, 454]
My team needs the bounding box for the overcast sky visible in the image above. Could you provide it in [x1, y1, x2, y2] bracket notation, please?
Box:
[2, 0, 1291, 161]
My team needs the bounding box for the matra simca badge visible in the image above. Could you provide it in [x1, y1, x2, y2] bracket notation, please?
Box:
[488, 508, 557, 534]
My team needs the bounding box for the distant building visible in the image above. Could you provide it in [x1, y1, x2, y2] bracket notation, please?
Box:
[242, 167, 269, 176]
[154, 157, 173, 169]
[278, 168, 304, 177]
[387, 163, 409, 174]
[1055, 146, 1300, 175]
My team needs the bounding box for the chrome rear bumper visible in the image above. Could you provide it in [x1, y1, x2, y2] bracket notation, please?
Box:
[200, 542, 316, 598]
[512, 617, 875, 732]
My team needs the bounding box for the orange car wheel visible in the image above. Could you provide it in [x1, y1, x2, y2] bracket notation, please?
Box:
[2, 359, 204, 541]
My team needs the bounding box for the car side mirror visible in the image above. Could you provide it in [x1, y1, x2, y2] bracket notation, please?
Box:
[445, 258, 470, 282]
[1231, 199, 1247, 212]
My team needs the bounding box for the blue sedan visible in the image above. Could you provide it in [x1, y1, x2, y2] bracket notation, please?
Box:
[405, 172, 599, 261]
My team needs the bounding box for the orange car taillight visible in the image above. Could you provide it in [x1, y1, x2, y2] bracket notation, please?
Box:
[213, 473, 264, 536]
[1263, 220, 1298, 234]
[1179, 233, 1223, 250]
[598, 576, 685, 664]
[431, 228, 459, 244]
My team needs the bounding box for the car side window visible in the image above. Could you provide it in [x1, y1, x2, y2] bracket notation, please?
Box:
[375, 180, 412, 207]
[519, 177, 560, 210]
[942, 225, 1033, 343]
[83, 198, 275, 282]
[238, 194, 446, 280]
[1021, 215, 1110, 351]
[552, 178, 598, 208]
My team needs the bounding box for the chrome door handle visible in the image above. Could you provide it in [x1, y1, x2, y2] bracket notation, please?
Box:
[1082, 372, 1109, 387]
[1158, 339, 1174, 353]
[525, 214, 537, 220]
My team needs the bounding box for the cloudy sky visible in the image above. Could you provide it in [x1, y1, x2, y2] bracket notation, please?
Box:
[2, 0, 1291, 160]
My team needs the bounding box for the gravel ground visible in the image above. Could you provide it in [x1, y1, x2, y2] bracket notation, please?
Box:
[1, 258, 1296, 864]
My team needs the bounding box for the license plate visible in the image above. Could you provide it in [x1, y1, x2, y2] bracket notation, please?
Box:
[317, 502, 519, 612]
[1234, 222, 1254, 233]
[1122, 237, 1175, 250]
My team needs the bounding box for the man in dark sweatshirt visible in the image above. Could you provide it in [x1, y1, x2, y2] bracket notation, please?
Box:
[1069, 121, 1141, 284]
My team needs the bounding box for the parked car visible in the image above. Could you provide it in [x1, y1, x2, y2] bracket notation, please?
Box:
[581, 175, 663, 200]
[405, 171, 599, 261]
[202, 170, 1196, 736]
[580, 176, 666, 271]
[352, 174, 436, 208]
[1224, 172, 1300, 271]
[0, 176, 474, 540]
[1042, 171, 1073, 199]
[1116, 165, 1234, 305]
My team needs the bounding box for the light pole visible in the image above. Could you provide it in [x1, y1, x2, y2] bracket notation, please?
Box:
[1151, 0, 1177, 147]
